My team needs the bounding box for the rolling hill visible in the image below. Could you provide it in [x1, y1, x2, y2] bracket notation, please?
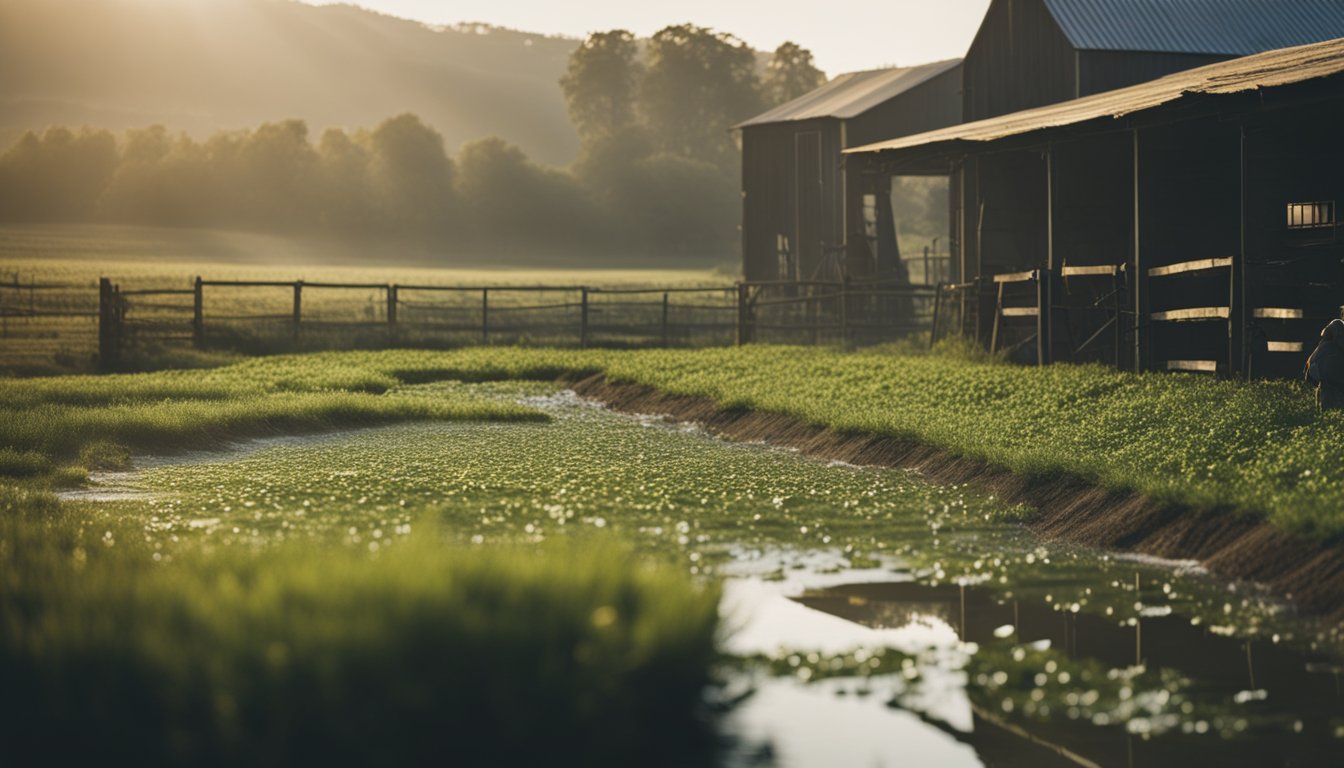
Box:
[0, 0, 583, 164]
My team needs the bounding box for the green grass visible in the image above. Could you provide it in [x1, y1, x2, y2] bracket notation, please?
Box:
[98, 345, 1324, 539]
[1, 352, 1329, 762]
[10, 345, 1344, 536]
[0, 507, 720, 765]
[0, 372, 720, 765]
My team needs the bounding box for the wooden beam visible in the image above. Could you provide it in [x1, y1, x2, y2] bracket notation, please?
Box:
[1266, 341, 1306, 352]
[1165, 359, 1219, 372]
[1150, 307, 1230, 322]
[1061, 264, 1122, 277]
[1253, 307, 1305, 319]
[1146, 257, 1233, 278]
[992, 270, 1038, 283]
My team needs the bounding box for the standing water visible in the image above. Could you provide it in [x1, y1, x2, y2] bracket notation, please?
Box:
[76, 381, 1344, 767]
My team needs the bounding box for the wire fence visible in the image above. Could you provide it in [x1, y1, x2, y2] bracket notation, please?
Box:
[2, 275, 944, 371]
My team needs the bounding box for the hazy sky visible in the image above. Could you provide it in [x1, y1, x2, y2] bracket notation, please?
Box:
[302, 0, 994, 74]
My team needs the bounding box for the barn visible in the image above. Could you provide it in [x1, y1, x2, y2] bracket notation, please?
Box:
[960, 0, 1344, 121]
[848, 36, 1344, 377]
[736, 60, 962, 284]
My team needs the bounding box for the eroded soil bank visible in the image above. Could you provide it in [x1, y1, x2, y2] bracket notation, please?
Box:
[567, 373, 1344, 621]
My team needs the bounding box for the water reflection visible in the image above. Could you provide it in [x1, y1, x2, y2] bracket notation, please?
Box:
[759, 577, 1344, 767]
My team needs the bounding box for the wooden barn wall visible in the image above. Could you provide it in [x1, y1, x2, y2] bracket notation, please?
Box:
[845, 66, 965, 149]
[1242, 94, 1344, 377]
[1051, 132, 1134, 365]
[963, 0, 1076, 122]
[740, 119, 843, 282]
[1135, 116, 1242, 372]
[1078, 51, 1229, 97]
[1052, 134, 1132, 269]
[977, 149, 1048, 275]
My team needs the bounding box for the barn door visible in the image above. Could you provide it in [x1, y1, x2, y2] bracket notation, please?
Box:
[794, 131, 823, 281]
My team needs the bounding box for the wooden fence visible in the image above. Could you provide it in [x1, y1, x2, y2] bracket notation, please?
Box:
[61, 276, 941, 369]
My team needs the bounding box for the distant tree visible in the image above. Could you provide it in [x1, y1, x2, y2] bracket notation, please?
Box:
[0, 127, 117, 222]
[762, 42, 826, 107]
[623, 152, 739, 253]
[316, 128, 374, 229]
[236, 119, 321, 229]
[455, 136, 601, 248]
[560, 30, 643, 147]
[363, 114, 456, 231]
[640, 24, 761, 171]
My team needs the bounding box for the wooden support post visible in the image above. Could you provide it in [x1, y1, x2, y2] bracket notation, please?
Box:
[579, 288, 589, 348]
[1036, 270, 1052, 366]
[1113, 271, 1124, 369]
[1043, 145, 1055, 366]
[990, 281, 1005, 354]
[192, 276, 204, 348]
[661, 291, 670, 347]
[98, 277, 119, 370]
[1231, 122, 1247, 378]
[1131, 129, 1147, 373]
[481, 288, 489, 344]
[292, 280, 303, 341]
[386, 285, 398, 339]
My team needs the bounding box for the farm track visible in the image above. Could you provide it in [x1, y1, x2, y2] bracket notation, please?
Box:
[567, 373, 1344, 623]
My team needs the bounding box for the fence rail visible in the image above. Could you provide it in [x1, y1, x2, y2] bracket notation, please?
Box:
[0, 275, 943, 371]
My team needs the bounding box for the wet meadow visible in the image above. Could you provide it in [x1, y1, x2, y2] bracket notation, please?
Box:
[3, 349, 1344, 765]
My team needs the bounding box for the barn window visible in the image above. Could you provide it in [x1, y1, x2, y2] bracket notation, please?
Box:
[1287, 201, 1335, 229]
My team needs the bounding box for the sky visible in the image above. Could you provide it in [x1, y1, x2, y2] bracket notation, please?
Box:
[301, 0, 995, 75]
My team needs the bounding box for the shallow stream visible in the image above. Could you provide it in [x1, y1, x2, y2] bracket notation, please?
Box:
[68, 381, 1344, 766]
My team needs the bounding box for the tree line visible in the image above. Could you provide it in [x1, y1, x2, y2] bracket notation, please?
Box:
[0, 24, 825, 262]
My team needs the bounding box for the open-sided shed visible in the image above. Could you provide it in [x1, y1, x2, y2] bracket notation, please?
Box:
[736, 60, 962, 283]
[848, 36, 1344, 377]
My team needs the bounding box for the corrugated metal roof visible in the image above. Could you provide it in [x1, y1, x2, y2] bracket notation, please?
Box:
[845, 35, 1344, 156]
[735, 59, 962, 128]
[1043, 0, 1344, 55]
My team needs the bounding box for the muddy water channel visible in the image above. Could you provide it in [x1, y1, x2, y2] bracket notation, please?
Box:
[82, 382, 1344, 767]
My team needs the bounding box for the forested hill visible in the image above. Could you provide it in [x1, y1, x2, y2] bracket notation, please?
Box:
[0, 0, 583, 164]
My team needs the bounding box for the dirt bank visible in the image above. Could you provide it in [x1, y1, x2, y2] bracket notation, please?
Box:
[567, 373, 1344, 622]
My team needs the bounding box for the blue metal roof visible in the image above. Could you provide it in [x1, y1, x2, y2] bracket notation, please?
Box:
[1043, 0, 1344, 56]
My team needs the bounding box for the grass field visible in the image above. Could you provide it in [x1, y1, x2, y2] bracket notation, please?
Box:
[6, 345, 1343, 537]
[0, 225, 736, 375]
[4, 350, 1340, 762]
[0, 376, 720, 765]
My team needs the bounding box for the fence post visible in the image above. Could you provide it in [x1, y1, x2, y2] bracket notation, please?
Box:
[579, 287, 589, 348]
[98, 277, 120, 370]
[929, 283, 944, 350]
[661, 291, 670, 347]
[1036, 269, 1053, 366]
[839, 277, 849, 347]
[386, 285, 398, 340]
[292, 280, 303, 341]
[736, 284, 747, 346]
[481, 288, 489, 344]
[192, 276, 204, 348]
